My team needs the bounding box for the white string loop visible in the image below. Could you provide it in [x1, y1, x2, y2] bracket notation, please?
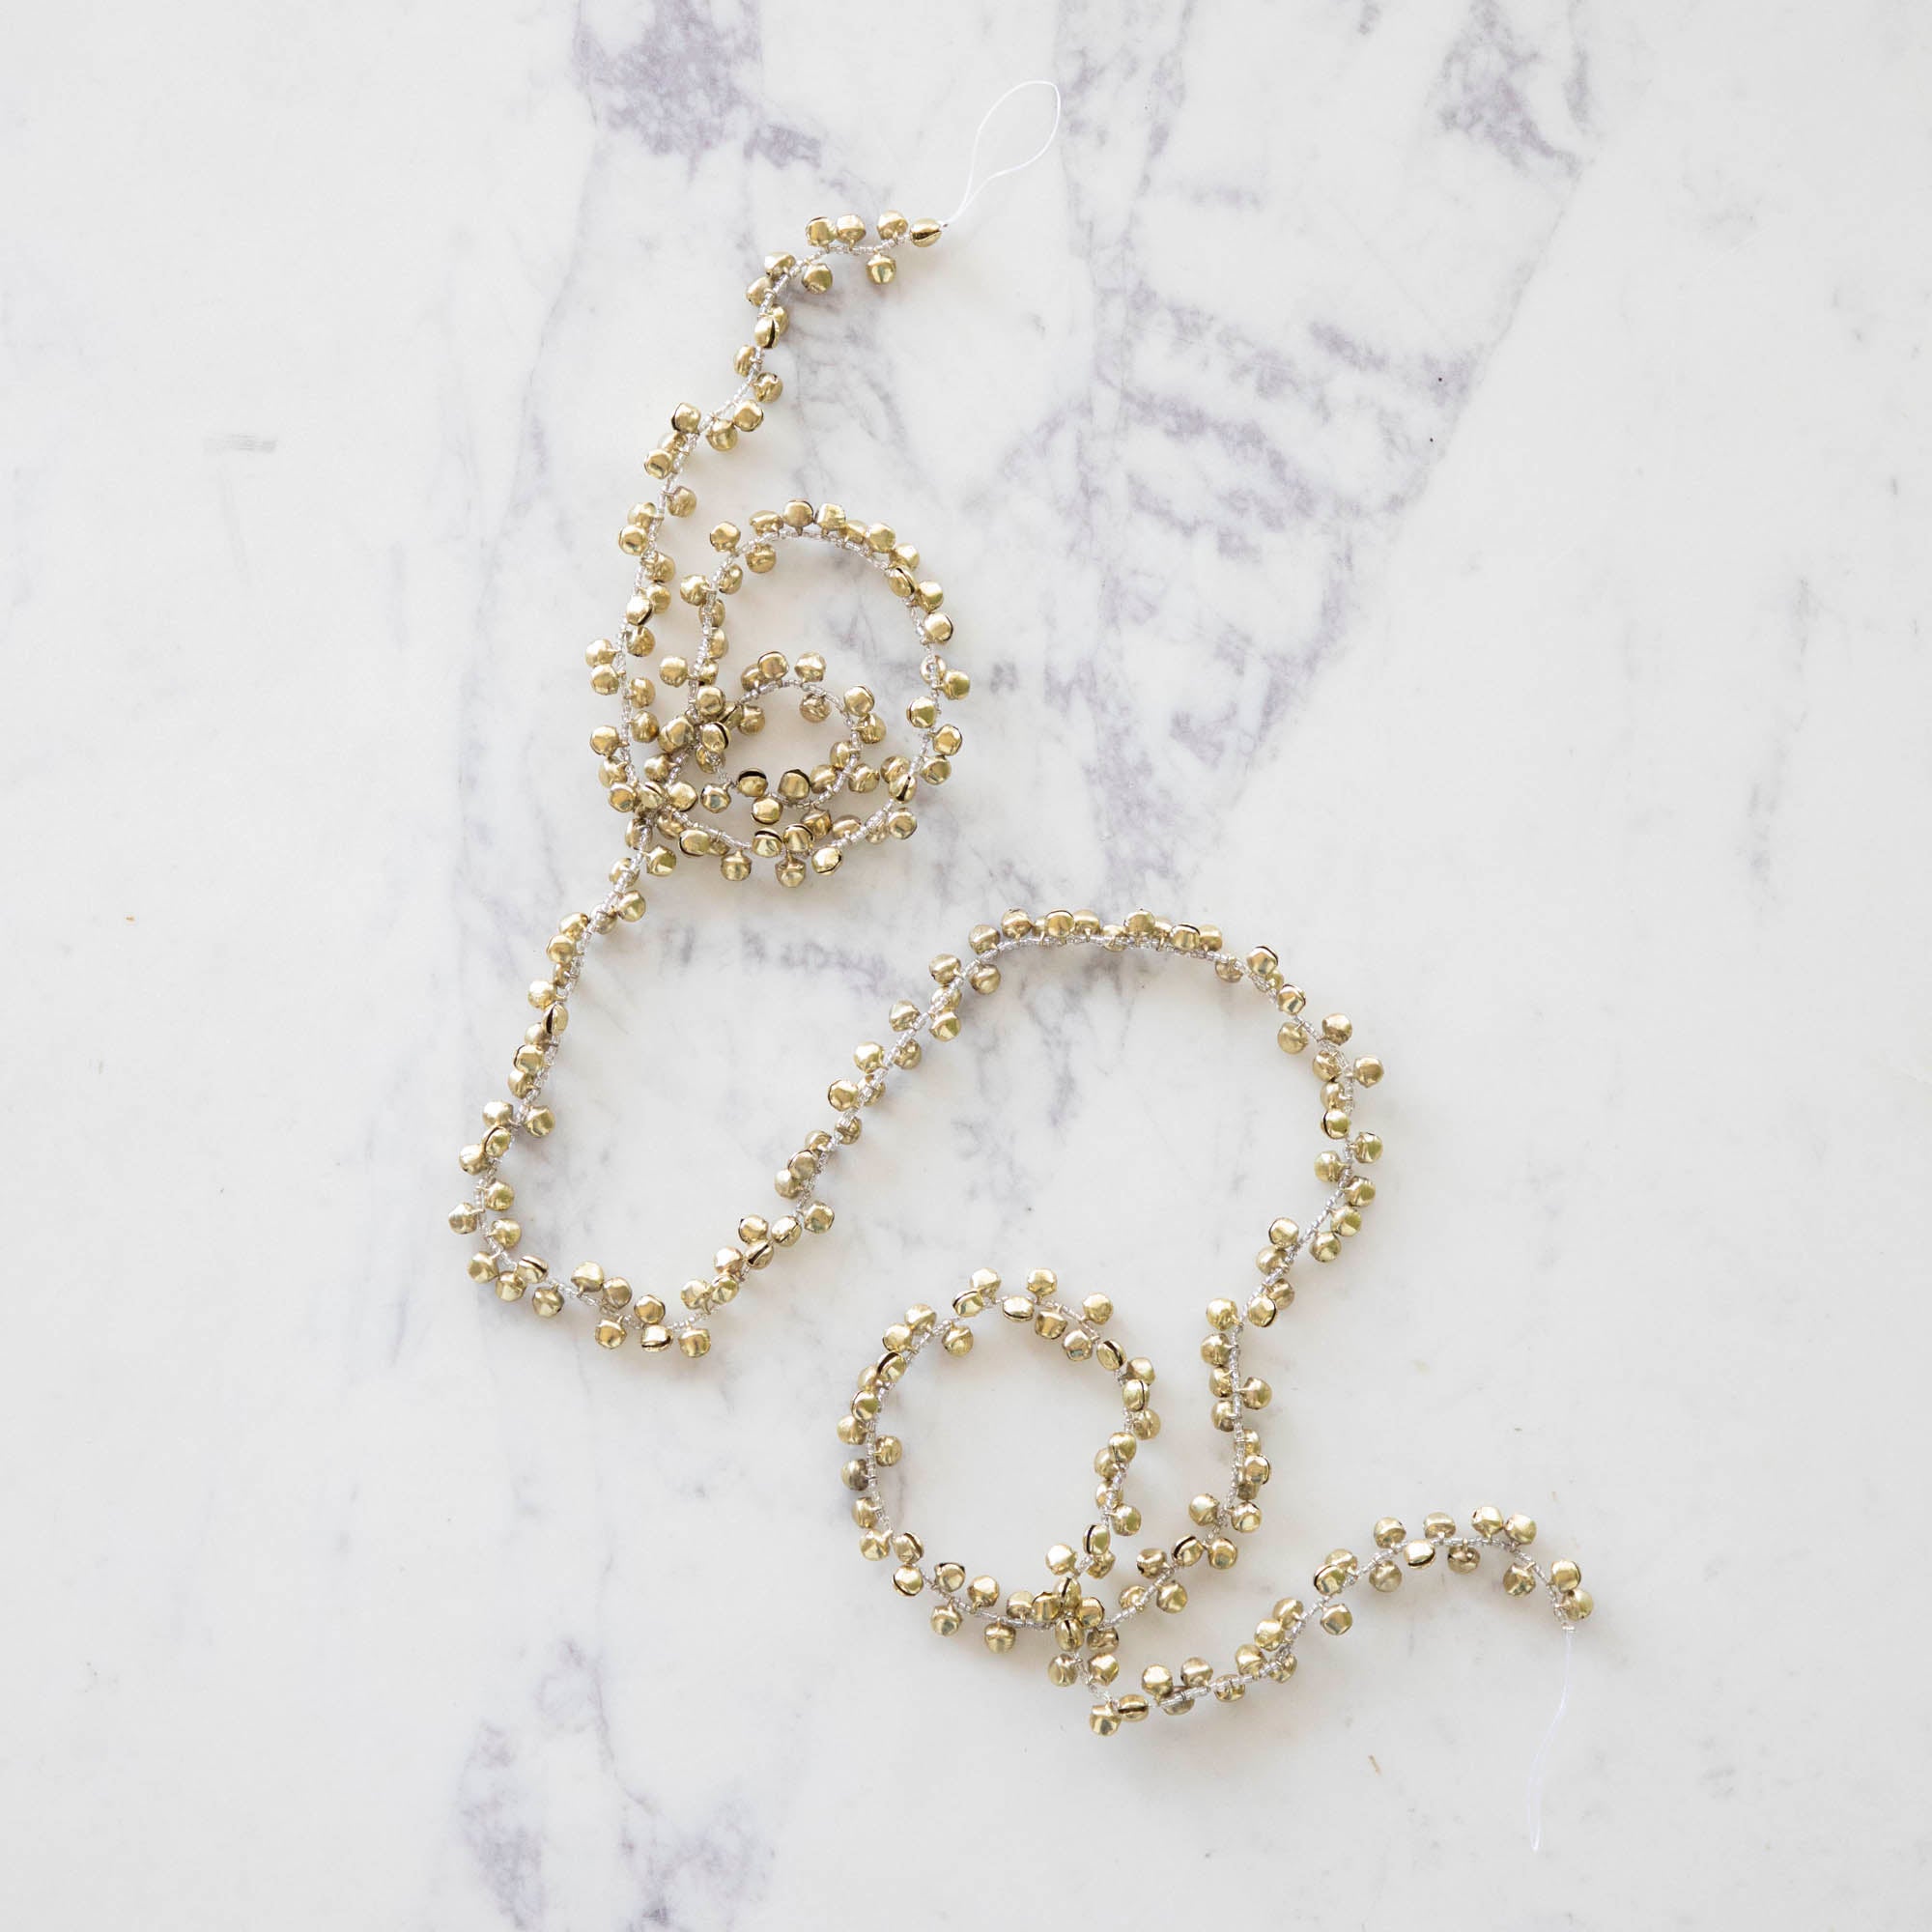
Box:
[1525, 1625, 1577, 1851]
[939, 79, 1063, 229]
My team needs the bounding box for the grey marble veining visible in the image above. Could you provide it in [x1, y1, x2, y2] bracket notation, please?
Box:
[4, 2, 1929, 1926]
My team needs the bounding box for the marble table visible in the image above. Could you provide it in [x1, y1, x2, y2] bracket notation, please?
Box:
[5, 2, 1927, 1924]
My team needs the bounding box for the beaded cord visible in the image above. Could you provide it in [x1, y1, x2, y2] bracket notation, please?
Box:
[450, 197, 1592, 1736]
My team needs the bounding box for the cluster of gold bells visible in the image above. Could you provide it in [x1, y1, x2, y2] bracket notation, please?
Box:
[451, 201, 1591, 1736]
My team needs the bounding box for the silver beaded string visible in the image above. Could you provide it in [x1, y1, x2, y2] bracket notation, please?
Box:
[824, 917, 1593, 1734]
[450, 147, 1593, 1738]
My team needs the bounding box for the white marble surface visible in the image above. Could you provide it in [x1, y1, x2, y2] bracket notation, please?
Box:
[5, 1, 1930, 1924]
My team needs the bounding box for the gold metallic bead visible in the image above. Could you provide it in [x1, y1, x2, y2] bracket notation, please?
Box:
[1089, 1650, 1121, 1684]
[966, 1576, 1000, 1610]
[1369, 1558, 1402, 1593]
[1128, 1664, 1171, 1704]
[1173, 1659, 1209, 1692]
[983, 1621, 1016, 1654]
[1319, 1603, 1353, 1635]
[1424, 1512, 1457, 1540]
[593, 1320, 625, 1349]
[1549, 1557, 1582, 1592]
[1503, 1561, 1538, 1598]
[1473, 1504, 1505, 1538]
[1047, 1653, 1080, 1687]
[531, 1285, 564, 1318]
[1446, 1541, 1480, 1574]
[1563, 1587, 1595, 1621]
[1506, 1513, 1538, 1546]
[875, 1435, 902, 1467]
[1277, 1019, 1309, 1053]
[525, 1106, 554, 1138]
[893, 1566, 923, 1597]
[1314, 1550, 1358, 1595]
[1154, 1579, 1187, 1613]
[929, 1605, 962, 1636]
[1089, 1703, 1122, 1737]
[910, 217, 942, 246]
[941, 1321, 973, 1355]
[1404, 1540, 1435, 1568]
[1374, 1517, 1406, 1548]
